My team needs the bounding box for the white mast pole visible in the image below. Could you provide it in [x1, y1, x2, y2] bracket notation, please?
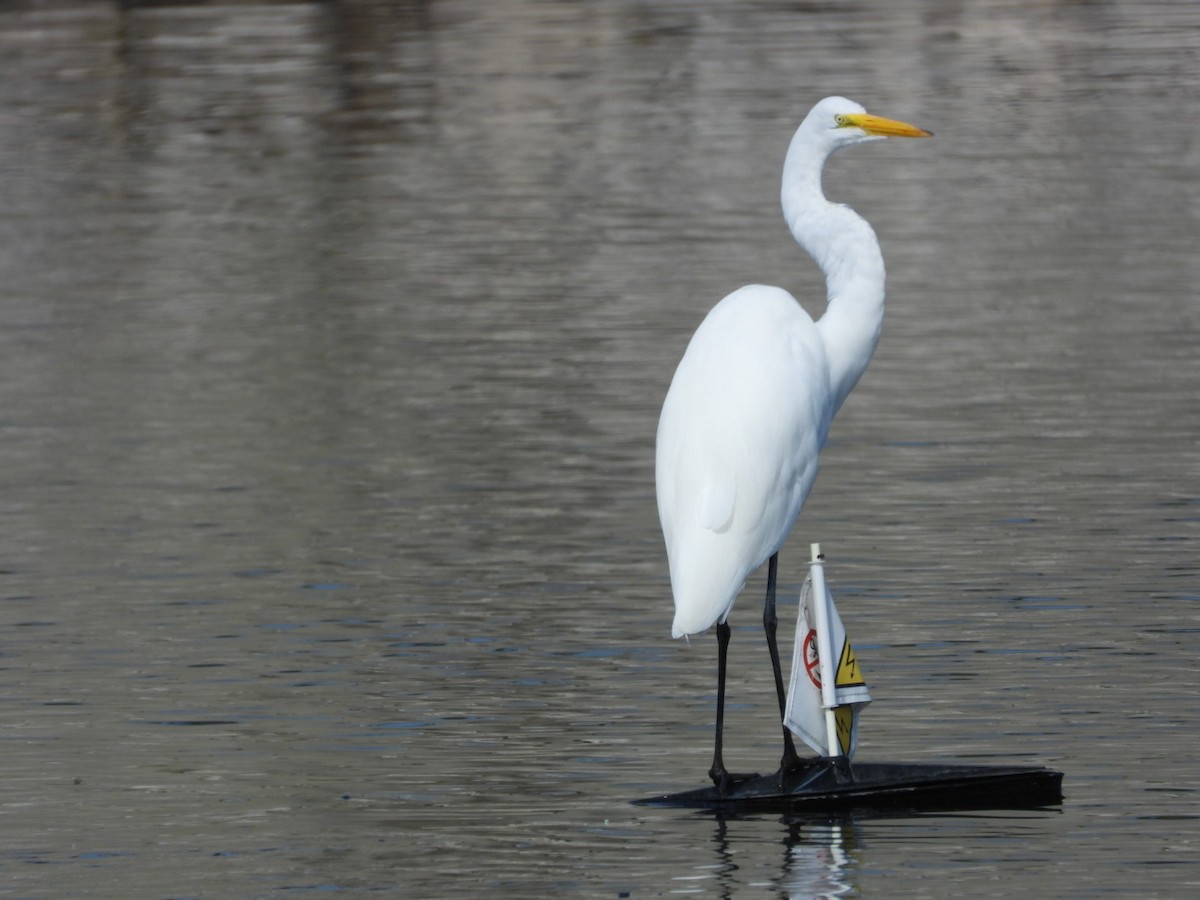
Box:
[809, 543, 841, 757]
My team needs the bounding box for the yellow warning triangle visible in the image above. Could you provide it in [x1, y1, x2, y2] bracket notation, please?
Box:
[833, 705, 854, 755]
[836, 639, 866, 688]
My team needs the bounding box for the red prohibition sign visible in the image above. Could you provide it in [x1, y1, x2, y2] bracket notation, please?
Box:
[802, 629, 822, 688]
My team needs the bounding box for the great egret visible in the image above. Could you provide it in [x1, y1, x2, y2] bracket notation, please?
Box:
[655, 96, 931, 792]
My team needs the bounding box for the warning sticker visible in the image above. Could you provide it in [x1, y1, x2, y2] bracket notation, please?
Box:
[802, 630, 866, 690]
[836, 640, 865, 688]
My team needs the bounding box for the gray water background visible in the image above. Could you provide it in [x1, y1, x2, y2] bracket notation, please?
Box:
[1, 1, 1197, 896]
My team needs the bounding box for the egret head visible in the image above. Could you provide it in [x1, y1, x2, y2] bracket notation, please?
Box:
[803, 96, 932, 152]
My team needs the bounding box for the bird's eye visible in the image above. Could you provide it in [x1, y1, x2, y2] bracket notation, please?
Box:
[834, 114, 849, 127]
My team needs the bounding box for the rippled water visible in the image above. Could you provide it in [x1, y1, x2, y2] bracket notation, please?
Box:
[1, 1, 1197, 896]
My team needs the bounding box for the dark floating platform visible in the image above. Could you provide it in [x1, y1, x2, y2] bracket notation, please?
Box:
[634, 759, 1063, 814]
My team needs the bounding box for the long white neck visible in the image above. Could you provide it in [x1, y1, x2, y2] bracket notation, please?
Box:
[781, 142, 885, 417]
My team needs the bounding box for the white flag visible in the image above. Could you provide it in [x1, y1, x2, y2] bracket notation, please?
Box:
[784, 568, 871, 758]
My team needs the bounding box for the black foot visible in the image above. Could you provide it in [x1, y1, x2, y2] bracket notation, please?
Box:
[773, 756, 841, 793]
[781, 746, 806, 774]
[709, 767, 761, 796]
[778, 755, 824, 782]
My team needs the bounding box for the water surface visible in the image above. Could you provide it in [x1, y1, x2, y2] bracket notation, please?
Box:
[1, 1, 1197, 896]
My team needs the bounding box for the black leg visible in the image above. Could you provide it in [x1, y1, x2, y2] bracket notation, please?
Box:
[708, 619, 733, 790]
[707, 621, 758, 793]
[763, 553, 802, 772]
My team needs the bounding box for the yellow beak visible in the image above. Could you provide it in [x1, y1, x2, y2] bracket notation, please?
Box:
[840, 112, 933, 138]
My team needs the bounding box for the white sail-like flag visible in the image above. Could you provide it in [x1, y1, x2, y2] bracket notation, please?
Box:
[784, 546, 871, 758]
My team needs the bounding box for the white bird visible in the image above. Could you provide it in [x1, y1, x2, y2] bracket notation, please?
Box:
[655, 96, 931, 792]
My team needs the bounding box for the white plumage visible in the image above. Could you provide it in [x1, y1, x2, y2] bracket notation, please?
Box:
[657, 284, 829, 638]
[654, 96, 931, 788]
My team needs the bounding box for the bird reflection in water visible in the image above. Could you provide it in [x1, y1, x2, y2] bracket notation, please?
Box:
[677, 814, 859, 898]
